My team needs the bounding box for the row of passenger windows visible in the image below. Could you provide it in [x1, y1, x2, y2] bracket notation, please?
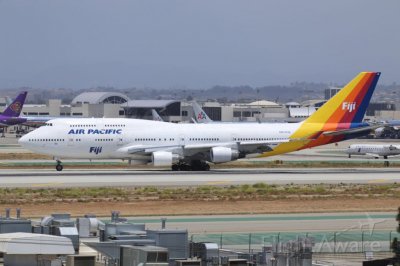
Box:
[233, 137, 285, 141]
[27, 137, 283, 143]
[44, 123, 53, 126]
[28, 139, 65, 142]
[135, 138, 175, 141]
[105, 124, 126, 127]
[70, 125, 96, 128]
[28, 138, 122, 143]
[28, 139, 82, 142]
[69, 124, 126, 128]
[189, 138, 220, 141]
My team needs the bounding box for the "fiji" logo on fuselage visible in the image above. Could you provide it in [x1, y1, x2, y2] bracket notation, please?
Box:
[89, 147, 102, 154]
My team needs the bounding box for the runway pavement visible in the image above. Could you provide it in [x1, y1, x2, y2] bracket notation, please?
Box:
[1, 139, 400, 188]
[0, 167, 399, 188]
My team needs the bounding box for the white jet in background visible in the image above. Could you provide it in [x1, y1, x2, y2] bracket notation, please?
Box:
[346, 144, 400, 159]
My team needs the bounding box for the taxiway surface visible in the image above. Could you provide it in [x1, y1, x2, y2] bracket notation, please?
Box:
[0, 168, 399, 188]
[127, 212, 397, 233]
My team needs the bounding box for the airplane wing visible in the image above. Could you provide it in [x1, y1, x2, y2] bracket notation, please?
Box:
[117, 144, 181, 155]
[183, 140, 290, 158]
[365, 153, 380, 159]
[323, 125, 381, 137]
[119, 139, 291, 157]
[185, 139, 289, 151]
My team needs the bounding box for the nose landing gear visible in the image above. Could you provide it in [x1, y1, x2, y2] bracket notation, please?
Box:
[55, 160, 63, 171]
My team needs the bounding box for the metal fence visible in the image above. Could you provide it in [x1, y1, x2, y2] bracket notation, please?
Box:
[191, 230, 400, 253]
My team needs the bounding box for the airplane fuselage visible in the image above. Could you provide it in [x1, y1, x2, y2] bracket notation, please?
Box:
[0, 116, 27, 127]
[20, 118, 302, 160]
[346, 144, 400, 157]
[18, 72, 382, 171]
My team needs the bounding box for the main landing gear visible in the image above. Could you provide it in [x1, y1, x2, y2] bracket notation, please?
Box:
[383, 156, 390, 167]
[172, 160, 210, 171]
[55, 160, 63, 171]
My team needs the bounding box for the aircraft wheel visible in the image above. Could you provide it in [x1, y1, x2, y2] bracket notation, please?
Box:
[56, 164, 63, 171]
[191, 161, 210, 171]
[171, 164, 180, 171]
[181, 164, 192, 171]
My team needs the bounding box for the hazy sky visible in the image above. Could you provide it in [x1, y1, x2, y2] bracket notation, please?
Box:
[0, 0, 399, 89]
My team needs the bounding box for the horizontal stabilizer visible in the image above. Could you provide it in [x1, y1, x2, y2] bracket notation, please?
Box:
[323, 125, 381, 137]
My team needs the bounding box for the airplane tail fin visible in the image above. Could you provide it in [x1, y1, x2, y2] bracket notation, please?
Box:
[193, 102, 213, 123]
[2, 91, 27, 117]
[304, 72, 380, 125]
[151, 109, 164, 122]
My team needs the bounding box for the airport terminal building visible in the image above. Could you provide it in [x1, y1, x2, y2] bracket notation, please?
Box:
[1, 91, 399, 123]
[21, 92, 129, 118]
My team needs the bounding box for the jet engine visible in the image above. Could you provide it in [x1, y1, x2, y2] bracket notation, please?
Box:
[152, 151, 179, 166]
[210, 147, 239, 163]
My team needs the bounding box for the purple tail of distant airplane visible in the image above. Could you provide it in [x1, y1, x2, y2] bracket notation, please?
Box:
[0, 91, 28, 127]
[2, 91, 27, 117]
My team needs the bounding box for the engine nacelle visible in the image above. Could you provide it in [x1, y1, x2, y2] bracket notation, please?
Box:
[210, 147, 239, 163]
[152, 151, 179, 166]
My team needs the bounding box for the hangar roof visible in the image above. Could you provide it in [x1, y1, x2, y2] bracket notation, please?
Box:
[0, 232, 75, 254]
[247, 100, 279, 106]
[72, 92, 129, 105]
[285, 102, 301, 106]
[122, 100, 180, 109]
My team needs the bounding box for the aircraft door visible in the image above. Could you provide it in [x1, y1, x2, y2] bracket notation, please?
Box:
[179, 135, 185, 146]
[232, 134, 238, 142]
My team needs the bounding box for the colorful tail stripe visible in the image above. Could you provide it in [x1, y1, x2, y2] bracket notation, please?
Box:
[258, 72, 380, 157]
[304, 72, 380, 125]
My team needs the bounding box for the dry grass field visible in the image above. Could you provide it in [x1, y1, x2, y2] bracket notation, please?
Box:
[0, 184, 398, 217]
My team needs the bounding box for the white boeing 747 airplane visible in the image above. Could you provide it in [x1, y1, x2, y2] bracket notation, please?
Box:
[19, 72, 381, 171]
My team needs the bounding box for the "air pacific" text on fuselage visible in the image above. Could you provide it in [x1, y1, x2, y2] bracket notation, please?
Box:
[68, 129, 122, 135]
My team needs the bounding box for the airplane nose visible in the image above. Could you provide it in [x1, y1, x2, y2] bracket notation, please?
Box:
[18, 134, 28, 146]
